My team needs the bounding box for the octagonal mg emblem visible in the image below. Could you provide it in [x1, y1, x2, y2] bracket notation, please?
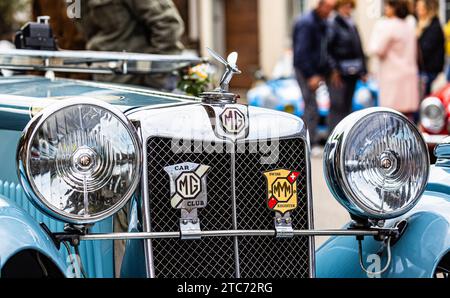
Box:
[220, 107, 246, 135]
[176, 172, 202, 199]
[264, 169, 300, 215]
[164, 163, 211, 212]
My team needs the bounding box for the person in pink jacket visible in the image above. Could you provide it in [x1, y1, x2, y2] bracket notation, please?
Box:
[369, 0, 420, 119]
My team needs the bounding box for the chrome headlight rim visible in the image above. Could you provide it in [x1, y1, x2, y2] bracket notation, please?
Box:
[18, 98, 142, 225]
[421, 97, 446, 134]
[324, 107, 430, 220]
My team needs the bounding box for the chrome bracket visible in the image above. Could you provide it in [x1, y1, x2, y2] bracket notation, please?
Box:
[274, 213, 294, 238]
[179, 209, 202, 240]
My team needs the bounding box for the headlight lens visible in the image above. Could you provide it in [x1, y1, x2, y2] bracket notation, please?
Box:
[18, 99, 141, 224]
[421, 97, 446, 133]
[324, 108, 429, 219]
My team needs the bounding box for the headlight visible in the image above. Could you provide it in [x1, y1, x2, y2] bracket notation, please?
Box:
[18, 99, 142, 225]
[324, 108, 429, 220]
[421, 97, 446, 133]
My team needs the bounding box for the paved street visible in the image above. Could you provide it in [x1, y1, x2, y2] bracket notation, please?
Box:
[310, 150, 350, 247]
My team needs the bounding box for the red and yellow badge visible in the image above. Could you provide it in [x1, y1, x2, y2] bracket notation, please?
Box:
[263, 169, 300, 215]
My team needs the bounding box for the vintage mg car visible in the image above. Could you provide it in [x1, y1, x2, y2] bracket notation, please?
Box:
[421, 84, 450, 149]
[0, 21, 449, 278]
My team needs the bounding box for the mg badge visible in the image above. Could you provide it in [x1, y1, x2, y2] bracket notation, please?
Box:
[203, 105, 249, 141]
[220, 107, 246, 135]
[164, 163, 211, 212]
[264, 169, 300, 215]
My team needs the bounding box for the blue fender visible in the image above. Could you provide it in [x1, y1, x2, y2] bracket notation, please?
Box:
[316, 190, 450, 278]
[0, 195, 70, 276]
[120, 197, 146, 278]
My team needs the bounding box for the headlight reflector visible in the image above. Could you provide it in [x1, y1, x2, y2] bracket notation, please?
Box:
[421, 97, 446, 133]
[18, 99, 141, 224]
[324, 108, 429, 219]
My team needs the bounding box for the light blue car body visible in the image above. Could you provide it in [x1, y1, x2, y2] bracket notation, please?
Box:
[0, 76, 448, 278]
[316, 165, 450, 278]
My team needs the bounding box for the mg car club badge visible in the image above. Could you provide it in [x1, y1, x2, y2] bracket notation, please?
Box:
[264, 169, 300, 237]
[164, 162, 211, 239]
[164, 163, 211, 212]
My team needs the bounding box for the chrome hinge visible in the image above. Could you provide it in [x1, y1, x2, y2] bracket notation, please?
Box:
[274, 213, 294, 238]
[179, 209, 202, 240]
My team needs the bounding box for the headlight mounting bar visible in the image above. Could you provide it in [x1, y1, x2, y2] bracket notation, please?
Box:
[75, 228, 399, 241]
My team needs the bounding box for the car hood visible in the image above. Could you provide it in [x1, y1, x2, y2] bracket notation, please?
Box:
[0, 76, 198, 131]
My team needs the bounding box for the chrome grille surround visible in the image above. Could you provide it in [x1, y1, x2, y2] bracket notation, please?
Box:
[127, 103, 315, 278]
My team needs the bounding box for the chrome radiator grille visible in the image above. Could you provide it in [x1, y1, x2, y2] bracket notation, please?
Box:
[146, 137, 311, 278]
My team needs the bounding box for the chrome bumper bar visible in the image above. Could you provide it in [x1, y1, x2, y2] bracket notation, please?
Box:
[79, 228, 398, 241]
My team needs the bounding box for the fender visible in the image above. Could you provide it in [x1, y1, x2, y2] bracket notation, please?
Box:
[0, 195, 70, 276]
[316, 190, 450, 278]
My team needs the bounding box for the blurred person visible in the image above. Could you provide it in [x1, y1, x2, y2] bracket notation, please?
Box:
[369, 0, 419, 119]
[444, 20, 450, 82]
[293, 0, 337, 148]
[78, 0, 185, 90]
[328, 0, 367, 132]
[416, 0, 445, 96]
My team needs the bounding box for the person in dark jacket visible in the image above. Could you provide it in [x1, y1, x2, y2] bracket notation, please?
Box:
[328, 0, 367, 132]
[77, 0, 185, 90]
[416, 0, 445, 96]
[293, 0, 337, 147]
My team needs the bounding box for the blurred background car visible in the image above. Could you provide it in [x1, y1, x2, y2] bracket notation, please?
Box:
[421, 83, 450, 152]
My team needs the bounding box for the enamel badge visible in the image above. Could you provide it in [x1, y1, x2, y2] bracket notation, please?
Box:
[263, 169, 300, 215]
[164, 163, 211, 213]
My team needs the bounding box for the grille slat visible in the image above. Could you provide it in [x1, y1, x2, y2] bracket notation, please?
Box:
[146, 137, 310, 278]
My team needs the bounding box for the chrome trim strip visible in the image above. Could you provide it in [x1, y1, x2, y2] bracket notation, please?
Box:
[138, 127, 156, 278]
[230, 149, 241, 278]
[0, 48, 202, 62]
[304, 135, 316, 278]
[80, 229, 389, 241]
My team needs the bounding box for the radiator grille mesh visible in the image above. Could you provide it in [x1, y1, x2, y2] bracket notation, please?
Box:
[146, 137, 310, 278]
